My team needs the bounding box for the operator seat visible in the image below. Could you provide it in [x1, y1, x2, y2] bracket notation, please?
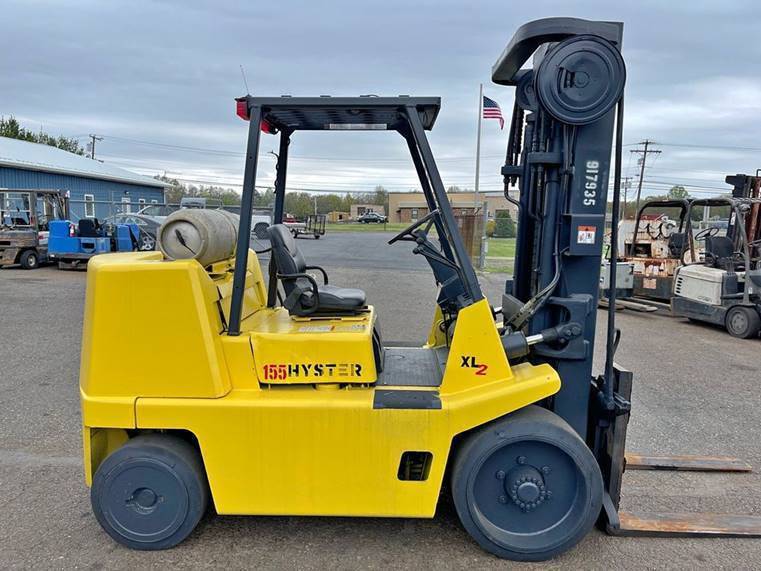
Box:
[705, 235, 737, 270]
[78, 218, 101, 237]
[667, 232, 686, 258]
[268, 224, 366, 316]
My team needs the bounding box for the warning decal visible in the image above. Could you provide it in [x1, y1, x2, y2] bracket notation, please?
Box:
[577, 225, 597, 245]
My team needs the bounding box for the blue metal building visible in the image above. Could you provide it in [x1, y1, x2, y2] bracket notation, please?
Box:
[0, 136, 167, 220]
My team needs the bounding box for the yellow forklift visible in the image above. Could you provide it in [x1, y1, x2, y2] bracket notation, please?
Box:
[79, 18, 761, 561]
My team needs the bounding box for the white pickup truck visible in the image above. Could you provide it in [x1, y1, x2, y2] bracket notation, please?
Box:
[251, 208, 273, 239]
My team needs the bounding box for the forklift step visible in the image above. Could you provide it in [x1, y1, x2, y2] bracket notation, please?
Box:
[616, 511, 761, 537]
[625, 453, 752, 472]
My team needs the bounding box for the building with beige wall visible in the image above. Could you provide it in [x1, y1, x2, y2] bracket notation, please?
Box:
[350, 204, 385, 219]
[387, 191, 517, 223]
[327, 211, 350, 223]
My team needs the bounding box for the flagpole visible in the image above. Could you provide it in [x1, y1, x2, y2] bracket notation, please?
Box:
[475, 83, 485, 270]
[474, 83, 483, 209]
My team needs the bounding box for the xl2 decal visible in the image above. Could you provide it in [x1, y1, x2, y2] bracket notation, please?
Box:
[460, 355, 488, 376]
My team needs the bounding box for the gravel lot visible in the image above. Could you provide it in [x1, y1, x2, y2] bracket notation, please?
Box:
[1, 231, 760, 569]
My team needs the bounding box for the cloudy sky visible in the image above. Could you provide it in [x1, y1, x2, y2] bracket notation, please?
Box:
[2, 0, 760, 199]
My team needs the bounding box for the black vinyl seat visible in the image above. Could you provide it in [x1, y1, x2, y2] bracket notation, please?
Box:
[667, 232, 686, 258]
[705, 235, 739, 270]
[705, 235, 734, 260]
[268, 224, 366, 316]
[78, 218, 102, 237]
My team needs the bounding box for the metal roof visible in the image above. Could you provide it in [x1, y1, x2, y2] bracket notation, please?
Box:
[0, 136, 168, 189]
[236, 96, 441, 132]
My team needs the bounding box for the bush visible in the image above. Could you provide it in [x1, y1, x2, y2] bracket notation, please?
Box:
[493, 211, 516, 238]
[486, 219, 496, 237]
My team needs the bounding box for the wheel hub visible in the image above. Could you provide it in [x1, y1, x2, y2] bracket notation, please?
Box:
[505, 465, 548, 512]
[730, 312, 747, 331]
[126, 486, 161, 514]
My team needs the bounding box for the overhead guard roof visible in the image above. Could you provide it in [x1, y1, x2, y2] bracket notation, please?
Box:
[491, 17, 623, 85]
[235, 96, 441, 132]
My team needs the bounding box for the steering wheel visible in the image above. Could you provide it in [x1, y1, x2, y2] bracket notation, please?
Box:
[388, 210, 439, 245]
[694, 226, 719, 241]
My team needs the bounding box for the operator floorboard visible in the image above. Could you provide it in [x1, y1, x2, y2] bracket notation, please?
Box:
[376, 347, 447, 387]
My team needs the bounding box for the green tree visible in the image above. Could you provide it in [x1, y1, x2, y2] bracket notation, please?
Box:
[493, 210, 516, 238]
[254, 187, 275, 207]
[0, 115, 85, 155]
[154, 175, 185, 203]
[284, 192, 315, 219]
[668, 185, 689, 199]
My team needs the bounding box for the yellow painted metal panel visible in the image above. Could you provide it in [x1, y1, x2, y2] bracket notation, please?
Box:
[135, 363, 559, 517]
[440, 299, 514, 395]
[83, 427, 129, 486]
[214, 252, 268, 326]
[248, 308, 377, 384]
[424, 305, 447, 347]
[80, 254, 231, 400]
[80, 389, 136, 428]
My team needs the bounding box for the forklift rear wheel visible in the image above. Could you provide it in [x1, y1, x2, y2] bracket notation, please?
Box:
[19, 250, 38, 269]
[451, 406, 603, 562]
[725, 306, 761, 339]
[91, 434, 209, 550]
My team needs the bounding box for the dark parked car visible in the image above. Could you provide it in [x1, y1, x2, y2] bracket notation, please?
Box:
[356, 212, 387, 224]
[104, 213, 161, 250]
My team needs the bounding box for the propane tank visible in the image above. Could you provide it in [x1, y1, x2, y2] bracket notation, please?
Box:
[157, 209, 239, 267]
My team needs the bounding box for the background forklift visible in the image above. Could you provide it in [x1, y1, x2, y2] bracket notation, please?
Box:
[79, 18, 761, 561]
[620, 198, 691, 301]
[0, 188, 68, 269]
[672, 176, 761, 337]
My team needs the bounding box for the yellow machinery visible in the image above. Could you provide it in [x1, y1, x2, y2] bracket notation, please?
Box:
[80, 18, 761, 561]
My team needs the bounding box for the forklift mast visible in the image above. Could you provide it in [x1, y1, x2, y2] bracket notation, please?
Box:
[494, 18, 626, 437]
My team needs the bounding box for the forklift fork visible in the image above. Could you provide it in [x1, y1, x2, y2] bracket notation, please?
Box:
[598, 365, 761, 538]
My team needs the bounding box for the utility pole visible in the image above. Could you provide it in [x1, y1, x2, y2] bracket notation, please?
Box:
[630, 139, 661, 218]
[88, 134, 103, 160]
[620, 176, 632, 220]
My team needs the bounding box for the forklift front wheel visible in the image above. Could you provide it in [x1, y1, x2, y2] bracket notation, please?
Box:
[91, 434, 209, 550]
[725, 305, 761, 339]
[19, 250, 39, 269]
[451, 406, 603, 562]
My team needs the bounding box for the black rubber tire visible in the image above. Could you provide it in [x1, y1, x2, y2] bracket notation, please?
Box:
[254, 223, 269, 240]
[725, 305, 761, 339]
[451, 406, 603, 562]
[19, 250, 39, 270]
[91, 434, 209, 550]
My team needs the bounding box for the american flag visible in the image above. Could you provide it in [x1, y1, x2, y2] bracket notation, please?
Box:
[483, 96, 504, 129]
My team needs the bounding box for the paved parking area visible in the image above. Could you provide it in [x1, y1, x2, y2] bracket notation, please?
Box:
[1, 231, 760, 569]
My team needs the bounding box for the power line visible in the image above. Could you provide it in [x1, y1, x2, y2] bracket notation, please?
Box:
[99, 134, 503, 162]
[656, 141, 761, 153]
